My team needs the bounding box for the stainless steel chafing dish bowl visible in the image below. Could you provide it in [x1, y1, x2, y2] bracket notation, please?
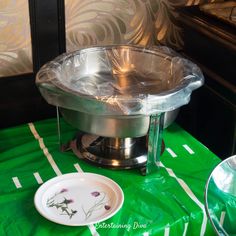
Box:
[36, 45, 203, 138]
[59, 108, 179, 138]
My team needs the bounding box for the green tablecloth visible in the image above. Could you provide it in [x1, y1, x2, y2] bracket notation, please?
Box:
[0, 118, 220, 236]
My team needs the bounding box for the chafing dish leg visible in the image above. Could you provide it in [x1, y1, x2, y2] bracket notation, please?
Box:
[146, 113, 164, 175]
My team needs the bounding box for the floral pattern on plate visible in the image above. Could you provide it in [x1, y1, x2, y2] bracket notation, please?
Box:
[46, 188, 77, 219]
[82, 191, 111, 220]
[34, 173, 124, 226]
[46, 189, 111, 220]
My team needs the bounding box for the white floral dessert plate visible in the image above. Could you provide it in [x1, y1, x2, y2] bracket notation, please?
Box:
[34, 172, 124, 226]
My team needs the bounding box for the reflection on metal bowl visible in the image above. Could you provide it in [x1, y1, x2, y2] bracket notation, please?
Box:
[59, 108, 179, 138]
[36, 45, 203, 173]
[37, 45, 203, 117]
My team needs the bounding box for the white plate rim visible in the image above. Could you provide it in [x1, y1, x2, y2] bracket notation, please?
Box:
[34, 172, 124, 226]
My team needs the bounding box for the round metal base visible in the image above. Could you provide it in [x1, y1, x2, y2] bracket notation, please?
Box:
[70, 133, 147, 169]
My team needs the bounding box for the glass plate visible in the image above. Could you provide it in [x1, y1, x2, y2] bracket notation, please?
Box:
[205, 155, 236, 235]
[34, 172, 124, 226]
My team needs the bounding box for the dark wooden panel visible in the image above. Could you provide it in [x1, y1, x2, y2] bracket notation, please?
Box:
[178, 7, 236, 90]
[0, 75, 56, 128]
[0, 1, 65, 128]
[177, 84, 236, 159]
[29, 0, 66, 71]
[176, 6, 236, 159]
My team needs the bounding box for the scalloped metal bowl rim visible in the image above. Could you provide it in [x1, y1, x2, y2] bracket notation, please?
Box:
[36, 45, 203, 101]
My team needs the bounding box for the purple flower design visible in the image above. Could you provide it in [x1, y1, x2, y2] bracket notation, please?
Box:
[83, 191, 111, 220]
[91, 191, 100, 197]
[46, 189, 77, 219]
[104, 205, 111, 210]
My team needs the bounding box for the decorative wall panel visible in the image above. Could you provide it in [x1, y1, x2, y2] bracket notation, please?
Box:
[0, 0, 32, 77]
[64, 0, 184, 52]
[65, 0, 221, 52]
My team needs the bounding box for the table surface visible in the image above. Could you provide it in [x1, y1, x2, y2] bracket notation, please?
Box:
[0, 118, 221, 236]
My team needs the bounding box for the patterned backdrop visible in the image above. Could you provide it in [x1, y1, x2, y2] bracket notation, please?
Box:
[65, 0, 181, 51]
[65, 0, 223, 52]
[0, 0, 32, 77]
[0, 0, 221, 77]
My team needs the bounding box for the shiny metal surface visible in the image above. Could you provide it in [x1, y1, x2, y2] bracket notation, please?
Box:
[60, 108, 149, 138]
[37, 45, 203, 174]
[60, 107, 178, 138]
[37, 45, 204, 116]
[164, 109, 179, 128]
[205, 155, 236, 236]
[103, 137, 135, 149]
[70, 133, 147, 169]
